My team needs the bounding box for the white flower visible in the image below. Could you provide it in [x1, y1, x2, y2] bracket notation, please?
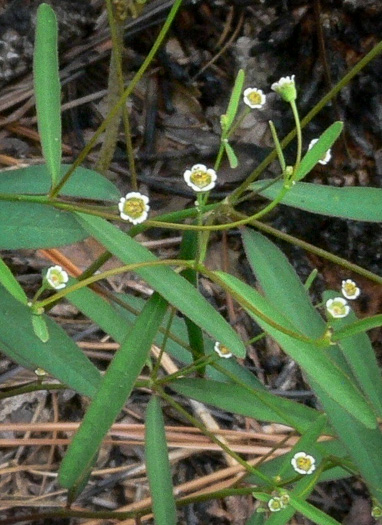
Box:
[341, 279, 360, 300]
[308, 138, 332, 165]
[271, 75, 296, 102]
[372, 505, 382, 518]
[46, 265, 69, 290]
[291, 452, 316, 475]
[214, 342, 232, 359]
[183, 164, 217, 192]
[34, 367, 47, 378]
[243, 87, 266, 109]
[326, 297, 350, 319]
[268, 497, 283, 512]
[118, 192, 150, 224]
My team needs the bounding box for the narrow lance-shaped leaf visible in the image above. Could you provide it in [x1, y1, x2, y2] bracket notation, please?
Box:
[310, 378, 382, 505]
[213, 271, 377, 429]
[76, 213, 246, 357]
[145, 396, 177, 525]
[0, 257, 28, 304]
[289, 494, 342, 525]
[58, 293, 168, 491]
[250, 181, 382, 222]
[324, 291, 382, 418]
[33, 3, 61, 186]
[224, 141, 239, 168]
[0, 286, 101, 396]
[242, 229, 325, 339]
[295, 122, 343, 181]
[223, 69, 245, 131]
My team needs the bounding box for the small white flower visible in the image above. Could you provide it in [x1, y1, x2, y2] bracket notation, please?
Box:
[372, 505, 382, 518]
[34, 367, 47, 378]
[118, 192, 150, 224]
[46, 265, 69, 290]
[341, 279, 360, 300]
[308, 138, 332, 165]
[243, 87, 266, 109]
[291, 452, 316, 475]
[183, 164, 217, 192]
[268, 497, 283, 512]
[271, 75, 297, 102]
[279, 493, 290, 507]
[214, 342, 232, 359]
[326, 297, 350, 319]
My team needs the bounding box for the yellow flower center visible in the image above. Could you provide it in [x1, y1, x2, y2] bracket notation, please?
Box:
[218, 344, 231, 356]
[190, 170, 212, 189]
[247, 91, 262, 105]
[343, 282, 357, 296]
[123, 197, 145, 219]
[331, 302, 346, 316]
[50, 271, 63, 285]
[296, 457, 313, 472]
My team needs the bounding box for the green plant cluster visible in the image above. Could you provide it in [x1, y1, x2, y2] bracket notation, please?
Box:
[0, 3, 382, 524]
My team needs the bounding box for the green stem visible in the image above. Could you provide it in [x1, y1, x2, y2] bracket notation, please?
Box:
[35, 258, 193, 309]
[290, 99, 302, 177]
[269, 120, 286, 173]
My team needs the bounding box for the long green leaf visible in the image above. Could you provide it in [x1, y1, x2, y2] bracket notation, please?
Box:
[66, 284, 264, 389]
[58, 293, 168, 490]
[310, 379, 382, 505]
[172, 378, 323, 433]
[324, 291, 382, 418]
[76, 213, 246, 357]
[33, 4, 61, 186]
[289, 494, 341, 525]
[0, 165, 120, 200]
[296, 122, 343, 181]
[214, 271, 377, 429]
[332, 314, 382, 341]
[242, 229, 324, 338]
[0, 201, 88, 249]
[224, 69, 245, 130]
[0, 286, 101, 396]
[250, 181, 382, 222]
[0, 257, 28, 304]
[145, 396, 177, 525]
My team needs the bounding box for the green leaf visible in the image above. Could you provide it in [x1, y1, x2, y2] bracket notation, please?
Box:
[214, 271, 377, 429]
[296, 122, 343, 181]
[311, 379, 382, 505]
[0, 164, 120, 201]
[171, 378, 322, 433]
[324, 291, 382, 418]
[33, 4, 61, 186]
[223, 69, 245, 131]
[0, 201, 88, 249]
[179, 230, 205, 363]
[58, 294, 168, 490]
[224, 141, 239, 168]
[242, 229, 325, 338]
[332, 314, 382, 341]
[76, 213, 246, 358]
[0, 257, 28, 304]
[66, 282, 264, 390]
[0, 286, 101, 396]
[31, 312, 50, 343]
[250, 181, 382, 222]
[145, 396, 177, 525]
[289, 494, 341, 525]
